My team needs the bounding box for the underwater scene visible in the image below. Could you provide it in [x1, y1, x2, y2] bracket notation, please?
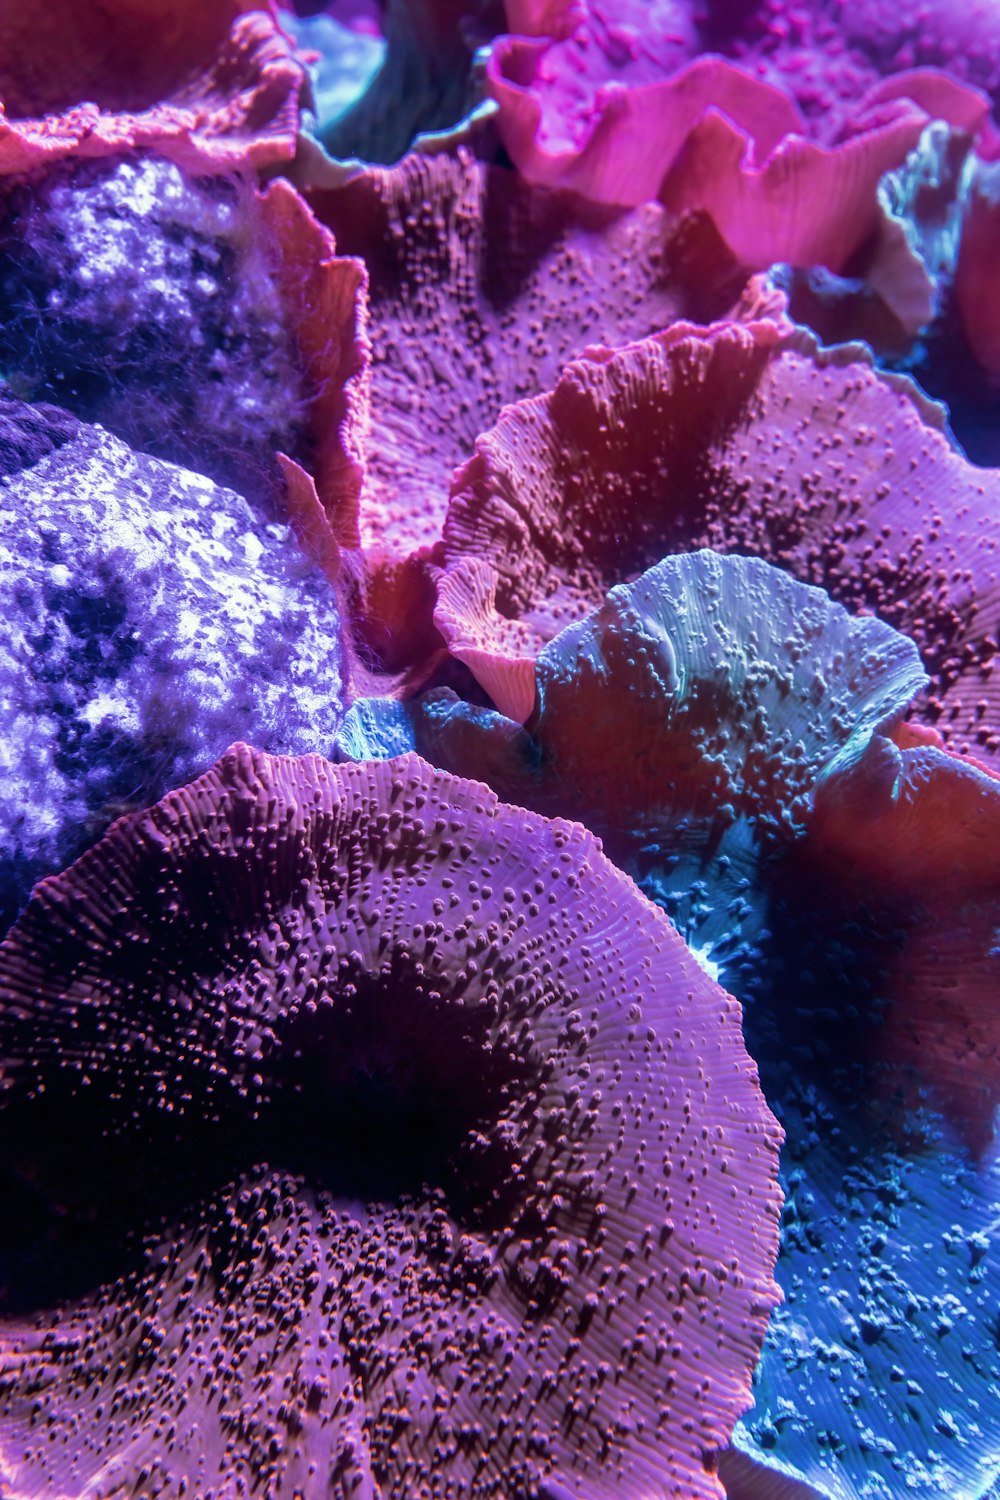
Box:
[0, 1, 999, 1496]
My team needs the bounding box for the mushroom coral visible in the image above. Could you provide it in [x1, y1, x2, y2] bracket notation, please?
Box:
[0, 745, 782, 1498]
[350, 553, 1000, 1498]
[0, 0, 303, 177]
[720, 733, 1000, 1500]
[0, 154, 368, 519]
[488, 0, 989, 272]
[305, 147, 747, 558]
[385, 550, 926, 957]
[0, 409, 348, 935]
[437, 318, 1000, 760]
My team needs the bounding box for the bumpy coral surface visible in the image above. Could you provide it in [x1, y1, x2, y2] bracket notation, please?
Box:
[0, 0, 304, 175]
[0, 411, 346, 931]
[439, 319, 1000, 758]
[3, 2, 1000, 1495]
[0, 747, 782, 1498]
[348, 553, 1000, 1499]
[307, 148, 746, 554]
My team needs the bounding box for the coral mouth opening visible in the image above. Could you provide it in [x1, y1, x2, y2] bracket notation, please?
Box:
[0, 946, 537, 1314]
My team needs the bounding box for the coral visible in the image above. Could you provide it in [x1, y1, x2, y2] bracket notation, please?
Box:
[306, 148, 747, 557]
[0, 0, 303, 176]
[383, 550, 925, 950]
[0, 746, 782, 1498]
[346, 555, 1000, 1500]
[488, 0, 990, 271]
[0, 153, 368, 514]
[2, 2, 1000, 1493]
[725, 733, 1000, 1498]
[438, 318, 1000, 760]
[0, 411, 347, 933]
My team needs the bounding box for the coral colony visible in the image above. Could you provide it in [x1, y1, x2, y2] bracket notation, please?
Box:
[3, 3, 1000, 1499]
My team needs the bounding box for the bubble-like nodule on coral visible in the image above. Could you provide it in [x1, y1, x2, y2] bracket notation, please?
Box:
[0, 745, 782, 1498]
[0, 153, 312, 507]
[0, 411, 347, 934]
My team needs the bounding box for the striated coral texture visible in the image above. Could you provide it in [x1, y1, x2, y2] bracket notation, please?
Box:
[438, 319, 1000, 759]
[2, 1, 1000, 1493]
[0, 0, 304, 176]
[0, 746, 782, 1498]
[306, 149, 747, 556]
[0, 411, 347, 934]
[380, 550, 926, 935]
[347, 554, 1000, 1499]
[488, 3, 989, 272]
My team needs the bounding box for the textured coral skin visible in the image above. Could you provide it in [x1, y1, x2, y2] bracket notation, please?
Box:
[306, 149, 747, 555]
[0, 746, 782, 1498]
[0, 2, 303, 176]
[401, 550, 925, 887]
[438, 319, 1000, 759]
[491, 35, 983, 268]
[488, 0, 991, 272]
[728, 736, 1000, 1500]
[2, 0, 1000, 1493]
[359, 557, 1000, 1500]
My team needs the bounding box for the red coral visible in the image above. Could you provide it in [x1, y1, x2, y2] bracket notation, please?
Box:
[305, 147, 747, 556]
[0, 745, 781, 1498]
[806, 734, 1000, 1158]
[0, 0, 303, 176]
[260, 177, 370, 548]
[438, 318, 1000, 759]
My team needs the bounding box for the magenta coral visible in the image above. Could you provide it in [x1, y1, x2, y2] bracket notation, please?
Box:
[808, 731, 1000, 1157]
[0, 745, 782, 1498]
[260, 176, 371, 547]
[488, 1, 990, 272]
[305, 147, 747, 557]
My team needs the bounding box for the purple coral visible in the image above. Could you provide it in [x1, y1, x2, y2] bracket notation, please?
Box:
[0, 746, 782, 1497]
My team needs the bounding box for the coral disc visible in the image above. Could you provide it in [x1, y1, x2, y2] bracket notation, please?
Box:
[0, 747, 781, 1499]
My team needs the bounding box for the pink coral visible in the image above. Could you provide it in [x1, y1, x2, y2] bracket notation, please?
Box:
[0, 745, 782, 1498]
[437, 318, 1000, 760]
[806, 731, 1000, 1158]
[0, 0, 304, 176]
[489, 0, 990, 271]
[306, 147, 746, 556]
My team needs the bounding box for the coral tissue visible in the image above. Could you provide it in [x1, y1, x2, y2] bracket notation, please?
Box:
[1, 2, 999, 1498]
